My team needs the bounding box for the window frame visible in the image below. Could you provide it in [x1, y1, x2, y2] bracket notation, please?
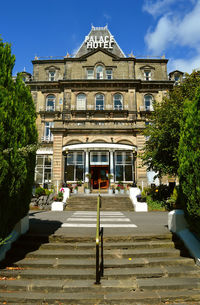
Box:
[106, 69, 113, 80]
[49, 70, 55, 81]
[44, 122, 54, 142]
[144, 94, 153, 111]
[35, 155, 53, 186]
[144, 70, 151, 81]
[64, 151, 85, 182]
[113, 93, 123, 110]
[95, 94, 104, 110]
[96, 65, 104, 79]
[115, 151, 133, 182]
[76, 93, 86, 110]
[46, 95, 56, 112]
[87, 69, 94, 79]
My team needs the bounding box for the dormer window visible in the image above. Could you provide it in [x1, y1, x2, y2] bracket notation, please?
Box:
[49, 71, 55, 81]
[144, 70, 151, 81]
[96, 65, 103, 79]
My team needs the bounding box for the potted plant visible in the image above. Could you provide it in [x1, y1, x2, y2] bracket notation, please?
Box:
[115, 184, 120, 194]
[85, 173, 91, 194]
[73, 184, 78, 194]
[119, 183, 125, 194]
[51, 189, 65, 211]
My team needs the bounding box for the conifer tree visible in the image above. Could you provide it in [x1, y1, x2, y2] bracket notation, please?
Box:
[178, 87, 200, 230]
[0, 38, 37, 239]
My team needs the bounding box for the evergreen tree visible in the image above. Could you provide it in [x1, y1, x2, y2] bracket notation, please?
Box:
[178, 87, 200, 230]
[0, 38, 37, 239]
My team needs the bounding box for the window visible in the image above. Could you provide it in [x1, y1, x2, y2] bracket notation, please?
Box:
[95, 94, 104, 110]
[35, 155, 52, 186]
[77, 94, 86, 110]
[90, 151, 109, 165]
[96, 65, 103, 79]
[115, 152, 133, 182]
[49, 71, 55, 81]
[64, 151, 84, 181]
[144, 95, 153, 111]
[114, 94, 123, 110]
[44, 122, 54, 141]
[106, 69, 112, 80]
[144, 70, 151, 81]
[46, 95, 55, 111]
[87, 69, 94, 79]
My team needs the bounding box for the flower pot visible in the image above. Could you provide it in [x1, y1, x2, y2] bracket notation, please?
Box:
[51, 201, 65, 211]
[115, 189, 119, 194]
[85, 188, 90, 194]
[120, 189, 125, 194]
[73, 189, 78, 194]
[108, 188, 113, 194]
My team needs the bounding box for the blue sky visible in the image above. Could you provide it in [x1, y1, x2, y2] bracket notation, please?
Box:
[1, 0, 200, 75]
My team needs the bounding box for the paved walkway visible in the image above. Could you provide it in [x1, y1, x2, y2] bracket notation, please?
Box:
[29, 210, 170, 237]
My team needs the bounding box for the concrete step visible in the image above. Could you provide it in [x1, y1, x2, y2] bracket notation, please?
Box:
[1, 265, 198, 281]
[13, 240, 177, 250]
[9, 255, 194, 269]
[1, 289, 200, 304]
[137, 277, 200, 290]
[9, 247, 182, 260]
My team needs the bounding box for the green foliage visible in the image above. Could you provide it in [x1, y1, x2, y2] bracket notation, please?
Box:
[35, 187, 46, 197]
[146, 196, 166, 211]
[178, 87, 200, 228]
[0, 37, 37, 239]
[142, 72, 200, 177]
[53, 191, 63, 202]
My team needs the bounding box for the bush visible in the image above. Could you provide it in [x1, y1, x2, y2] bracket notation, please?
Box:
[35, 187, 46, 197]
[146, 196, 166, 211]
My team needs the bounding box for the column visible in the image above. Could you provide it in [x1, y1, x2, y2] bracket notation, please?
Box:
[110, 150, 114, 183]
[85, 150, 89, 182]
[52, 132, 63, 189]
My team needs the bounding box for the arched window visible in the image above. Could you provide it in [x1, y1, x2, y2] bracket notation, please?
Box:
[46, 95, 55, 111]
[96, 65, 103, 79]
[144, 95, 153, 111]
[95, 94, 104, 110]
[114, 94, 123, 110]
[76, 93, 86, 110]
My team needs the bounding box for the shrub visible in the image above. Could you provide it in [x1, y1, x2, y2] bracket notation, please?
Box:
[35, 187, 46, 198]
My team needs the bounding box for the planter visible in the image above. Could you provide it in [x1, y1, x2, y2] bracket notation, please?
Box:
[85, 188, 90, 194]
[51, 201, 65, 211]
[73, 189, 78, 194]
[108, 188, 113, 194]
[115, 189, 119, 194]
[120, 189, 125, 194]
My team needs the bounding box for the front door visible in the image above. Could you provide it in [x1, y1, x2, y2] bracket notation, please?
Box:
[91, 166, 109, 189]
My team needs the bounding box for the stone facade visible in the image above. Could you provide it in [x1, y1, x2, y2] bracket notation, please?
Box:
[27, 26, 174, 190]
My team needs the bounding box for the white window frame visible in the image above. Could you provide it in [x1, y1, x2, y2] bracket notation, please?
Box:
[115, 151, 133, 182]
[87, 69, 94, 79]
[114, 93, 123, 110]
[64, 151, 84, 182]
[76, 94, 86, 110]
[96, 65, 103, 79]
[144, 95, 153, 111]
[43, 122, 54, 142]
[49, 70, 55, 81]
[35, 155, 52, 186]
[144, 70, 151, 81]
[106, 69, 112, 80]
[95, 94, 104, 110]
[90, 151, 109, 165]
[46, 95, 56, 112]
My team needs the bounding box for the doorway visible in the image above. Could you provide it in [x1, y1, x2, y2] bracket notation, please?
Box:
[91, 166, 109, 189]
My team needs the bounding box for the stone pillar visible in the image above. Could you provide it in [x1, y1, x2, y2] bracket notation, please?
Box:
[85, 150, 89, 182]
[110, 150, 114, 183]
[53, 131, 64, 189]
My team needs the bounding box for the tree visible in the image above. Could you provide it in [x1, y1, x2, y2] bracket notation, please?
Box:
[142, 72, 200, 178]
[0, 37, 37, 239]
[178, 87, 200, 229]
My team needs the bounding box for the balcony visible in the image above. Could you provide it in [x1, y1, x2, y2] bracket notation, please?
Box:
[39, 106, 62, 113]
[139, 105, 154, 112]
[41, 135, 53, 143]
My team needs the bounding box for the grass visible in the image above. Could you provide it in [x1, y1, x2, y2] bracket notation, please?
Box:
[146, 196, 166, 211]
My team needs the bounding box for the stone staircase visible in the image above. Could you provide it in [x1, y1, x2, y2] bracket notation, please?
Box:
[66, 195, 134, 211]
[1, 233, 200, 304]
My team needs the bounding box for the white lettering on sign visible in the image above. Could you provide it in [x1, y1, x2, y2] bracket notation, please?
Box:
[85, 35, 114, 49]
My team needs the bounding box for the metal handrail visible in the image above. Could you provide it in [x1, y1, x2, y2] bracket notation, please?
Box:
[95, 194, 104, 284]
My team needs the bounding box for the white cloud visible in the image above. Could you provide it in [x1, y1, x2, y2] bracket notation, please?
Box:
[169, 53, 200, 73]
[144, 1, 200, 72]
[143, 0, 176, 17]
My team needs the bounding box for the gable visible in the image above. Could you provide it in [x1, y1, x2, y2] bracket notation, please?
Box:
[74, 26, 125, 59]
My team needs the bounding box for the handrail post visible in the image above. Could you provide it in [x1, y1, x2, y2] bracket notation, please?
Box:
[95, 194, 104, 285]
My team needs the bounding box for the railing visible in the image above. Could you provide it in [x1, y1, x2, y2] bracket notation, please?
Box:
[95, 194, 104, 284]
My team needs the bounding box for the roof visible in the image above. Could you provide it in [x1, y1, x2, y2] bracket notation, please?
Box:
[74, 25, 126, 58]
